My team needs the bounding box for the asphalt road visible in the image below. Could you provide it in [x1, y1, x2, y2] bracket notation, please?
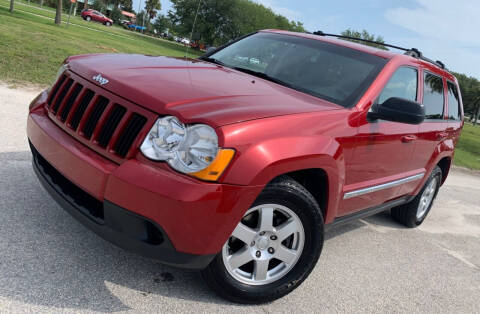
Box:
[1, 83, 479, 313]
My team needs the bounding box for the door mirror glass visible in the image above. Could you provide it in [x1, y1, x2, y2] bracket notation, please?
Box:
[368, 97, 425, 125]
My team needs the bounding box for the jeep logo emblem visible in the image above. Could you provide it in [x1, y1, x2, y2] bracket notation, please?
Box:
[92, 74, 109, 85]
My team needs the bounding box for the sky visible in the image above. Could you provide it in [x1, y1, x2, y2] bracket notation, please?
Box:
[132, 0, 480, 78]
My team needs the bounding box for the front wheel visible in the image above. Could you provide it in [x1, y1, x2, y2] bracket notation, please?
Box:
[201, 176, 324, 304]
[391, 166, 442, 228]
[105, 22, 111, 26]
[86, 16, 91, 22]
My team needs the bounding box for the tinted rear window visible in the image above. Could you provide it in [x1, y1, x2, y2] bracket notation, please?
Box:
[208, 32, 387, 107]
[423, 73, 445, 120]
[447, 81, 461, 120]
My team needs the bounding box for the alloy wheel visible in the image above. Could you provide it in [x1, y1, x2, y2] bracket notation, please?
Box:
[416, 177, 438, 219]
[222, 204, 305, 285]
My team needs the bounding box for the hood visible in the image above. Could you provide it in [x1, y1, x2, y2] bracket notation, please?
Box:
[67, 54, 343, 127]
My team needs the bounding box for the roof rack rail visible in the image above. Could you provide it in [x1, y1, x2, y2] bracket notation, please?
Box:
[312, 31, 446, 70]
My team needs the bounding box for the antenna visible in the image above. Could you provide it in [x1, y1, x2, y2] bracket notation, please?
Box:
[185, 0, 203, 60]
[312, 31, 446, 70]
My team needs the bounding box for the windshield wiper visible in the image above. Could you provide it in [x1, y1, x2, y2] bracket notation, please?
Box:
[199, 57, 227, 67]
[232, 67, 295, 89]
[200, 58, 295, 90]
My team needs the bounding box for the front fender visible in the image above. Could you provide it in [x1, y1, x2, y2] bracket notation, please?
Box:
[222, 135, 344, 223]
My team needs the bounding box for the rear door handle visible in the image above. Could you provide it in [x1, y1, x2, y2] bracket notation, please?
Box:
[401, 135, 417, 143]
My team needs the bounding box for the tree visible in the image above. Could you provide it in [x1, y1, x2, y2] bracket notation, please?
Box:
[110, 7, 123, 24]
[120, 0, 133, 11]
[340, 28, 388, 50]
[168, 0, 305, 46]
[9, 0, 13, 12]
[154, 14, 172, 33]
[55, 0, 62, 25]
[453, 71, 480, 124]
[145, 0, 161, 21]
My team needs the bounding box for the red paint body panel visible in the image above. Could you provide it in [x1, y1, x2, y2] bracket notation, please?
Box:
[67, 54, 342, 127]
[28, 105, 116, 200]
[27, 30, 464, 257]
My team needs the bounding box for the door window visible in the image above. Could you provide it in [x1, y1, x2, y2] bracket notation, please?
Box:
[423, 73, 445, 120]
[447, 81, 461, 120]
[378, 67, 418, 104]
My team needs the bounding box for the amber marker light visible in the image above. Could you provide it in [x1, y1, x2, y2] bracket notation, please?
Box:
[190, 149, 236, 181]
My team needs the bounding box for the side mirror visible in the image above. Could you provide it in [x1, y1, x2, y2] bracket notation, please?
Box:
[368, 97, 425, 125]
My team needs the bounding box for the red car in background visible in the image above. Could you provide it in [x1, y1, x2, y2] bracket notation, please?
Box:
[81, 9, 113, 26]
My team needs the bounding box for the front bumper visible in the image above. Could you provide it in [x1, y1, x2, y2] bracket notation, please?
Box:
[31, 143, 215, 269]
[27, 102, 262, 269]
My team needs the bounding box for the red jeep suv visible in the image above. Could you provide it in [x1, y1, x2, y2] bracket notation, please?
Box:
[81, 9, 113, 26]
[27, 30, 463, 303]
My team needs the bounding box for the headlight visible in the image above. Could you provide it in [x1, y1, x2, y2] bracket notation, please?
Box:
[140, 116, 235, 181]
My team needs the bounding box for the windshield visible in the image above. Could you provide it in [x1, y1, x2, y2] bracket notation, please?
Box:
[204, 32, 387, 107]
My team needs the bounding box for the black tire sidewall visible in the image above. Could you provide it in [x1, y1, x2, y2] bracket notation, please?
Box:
[410, 167, 442, 226]
[203, 182, 324, 303]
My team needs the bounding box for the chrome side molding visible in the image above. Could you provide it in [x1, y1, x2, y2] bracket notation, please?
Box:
[343, 173, 425, 200]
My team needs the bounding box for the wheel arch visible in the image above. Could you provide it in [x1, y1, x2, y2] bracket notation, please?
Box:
[437, 156, 452, 185]
[281, 168, 329, 221]
[221, 135, 344, 224]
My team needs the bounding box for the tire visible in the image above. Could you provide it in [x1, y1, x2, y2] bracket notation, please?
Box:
[201, 175, 324, 304]
[105, 22, 111, 26]
[86, 16, 91, 22]
[391, 166, 442, 228]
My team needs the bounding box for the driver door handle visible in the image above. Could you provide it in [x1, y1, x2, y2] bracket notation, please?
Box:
[401, 135, 417, 143]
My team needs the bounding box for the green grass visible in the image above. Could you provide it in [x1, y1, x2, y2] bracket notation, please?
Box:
[4, 0, 149, 36]
[454, 123, 480, 170]
[0, 3, 200, 86]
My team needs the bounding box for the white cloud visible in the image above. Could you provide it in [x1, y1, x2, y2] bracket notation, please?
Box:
[385, 0, 480, 77]
[253, 0, 302, 21]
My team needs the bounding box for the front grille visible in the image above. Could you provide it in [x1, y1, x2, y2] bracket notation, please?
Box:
[114, 114, 147, 157]
[83, 96, 108, 139]
[46, 73, 152, 162]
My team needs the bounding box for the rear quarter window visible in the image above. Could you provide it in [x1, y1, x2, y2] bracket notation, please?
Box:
[447, 81, 461, 120]
[423, 72, 445, 120]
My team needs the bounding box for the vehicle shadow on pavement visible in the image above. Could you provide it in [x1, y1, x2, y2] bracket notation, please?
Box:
[0, 151, 234, 311]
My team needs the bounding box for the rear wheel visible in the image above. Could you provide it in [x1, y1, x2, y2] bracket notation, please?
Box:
[201, 176, 324, 304]
[391, 166, 442, 228]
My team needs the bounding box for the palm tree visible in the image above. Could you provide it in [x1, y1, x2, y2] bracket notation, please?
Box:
[145, 0, 161, 21]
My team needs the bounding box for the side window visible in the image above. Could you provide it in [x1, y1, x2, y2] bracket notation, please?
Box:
[378, 67, 418, 104]
[423, 73, 445, 120]
[447, 82, 461, 120]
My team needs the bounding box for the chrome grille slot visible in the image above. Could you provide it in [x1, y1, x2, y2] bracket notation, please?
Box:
[97, 105, 127, 148]
[60, 83, 83, 122]
[82, 96, 109, 139]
